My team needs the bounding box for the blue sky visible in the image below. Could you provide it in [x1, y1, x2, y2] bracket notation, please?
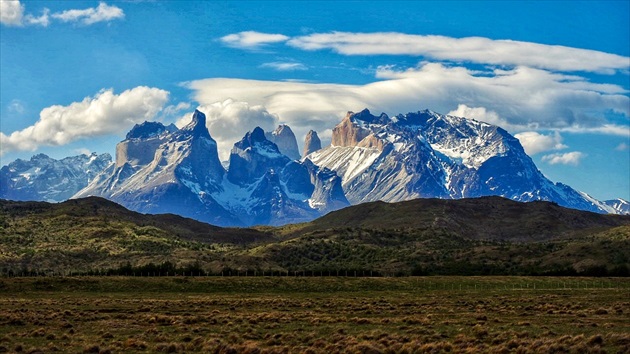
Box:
[1, 0, 629, 201]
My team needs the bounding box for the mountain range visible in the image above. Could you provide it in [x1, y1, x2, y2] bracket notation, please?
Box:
[0, 153, 112, 202]
[310, 109, 626, 214]
[72, 110, 348, 226]
[1, 108, 628, 226]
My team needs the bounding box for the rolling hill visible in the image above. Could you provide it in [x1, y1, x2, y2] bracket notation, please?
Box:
[289, 196, 628, 242]
[0, 196, 628, 276]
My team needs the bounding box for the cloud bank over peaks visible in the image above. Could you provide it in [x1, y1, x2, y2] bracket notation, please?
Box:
[216, 31, 628, 144]
[0, 87, 169, 155]
[0, 1, 124, 27]
[186, 63, 629, 147]
[176, 99, 279, 161]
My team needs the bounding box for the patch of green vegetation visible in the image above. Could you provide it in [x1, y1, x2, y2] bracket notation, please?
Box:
[1, 197, 629, 276]
[240, 226, 630, 276]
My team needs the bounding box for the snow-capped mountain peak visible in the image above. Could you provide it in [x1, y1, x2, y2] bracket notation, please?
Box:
[308, 108, 617, 213]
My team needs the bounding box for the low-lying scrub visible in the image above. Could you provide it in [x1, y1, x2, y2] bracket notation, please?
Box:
[0, 277, 628, 353]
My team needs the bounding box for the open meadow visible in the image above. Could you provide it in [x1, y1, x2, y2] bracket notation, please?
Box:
[0, 276, 629, 353]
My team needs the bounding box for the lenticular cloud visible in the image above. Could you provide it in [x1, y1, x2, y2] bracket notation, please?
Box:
[186, 63, 629, 145]
[287, 32, 630, 74]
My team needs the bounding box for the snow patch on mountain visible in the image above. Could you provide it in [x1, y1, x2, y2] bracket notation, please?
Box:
[308, 146, 382, 187]
[603, 198, 630, 215]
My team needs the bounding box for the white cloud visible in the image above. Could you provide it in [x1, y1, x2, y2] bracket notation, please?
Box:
[615, 142, 629, 151]
[176, 99, 279, 161]
[447, 104, 520, 130]
[542, 152, 586, 166]
[8, 99, 25, 114]
[163, 102, 191, 116]
[51, 2, 124, 25]
[185, 63, 629, 144]
[260, 62, 308, 71]
[0, 86, 169, 155]
[374, 64, 627, 94]
[557, 125, 630, 137]
[0, 0, 47, 27]
[514, 131, 568, 155]
[0, 0, 23, 26]
[1, 1, 123, 27]
[287, 32, 630, 73]
[23, 8, 50, 27]
[220, 31, 289, 50]
[74, 148, 92, 156]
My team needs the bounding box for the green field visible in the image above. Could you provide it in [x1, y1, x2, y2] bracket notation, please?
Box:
[0, 277, 628, 353]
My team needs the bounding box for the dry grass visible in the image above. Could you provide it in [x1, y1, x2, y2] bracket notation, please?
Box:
[0, 277, 628, 353]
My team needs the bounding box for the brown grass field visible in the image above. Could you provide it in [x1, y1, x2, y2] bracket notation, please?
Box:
[0, 276, 628, 353]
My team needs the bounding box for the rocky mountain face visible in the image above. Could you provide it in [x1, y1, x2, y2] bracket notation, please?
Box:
[0, 153, 111, 202]
[265, 124, 300, 160]
[75, 110, 348, 226]
[306, 109, 615, 214]
[76, 110, 238, 225]
[115, 121, 178, 167]
[303, 130, 322, 157]
[224, 126, 348, 225]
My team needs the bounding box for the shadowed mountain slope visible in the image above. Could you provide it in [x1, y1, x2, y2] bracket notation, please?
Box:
[294, 196, 630, 242]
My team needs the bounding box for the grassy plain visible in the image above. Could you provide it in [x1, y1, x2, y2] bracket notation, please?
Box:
[0, 276, 628, 353]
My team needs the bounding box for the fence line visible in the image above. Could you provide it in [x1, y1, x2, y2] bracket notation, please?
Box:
[1, 272, 629, 292]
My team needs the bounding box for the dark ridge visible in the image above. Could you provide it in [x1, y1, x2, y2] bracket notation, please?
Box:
[0, 196, 272, 245]
[297, 196, 630, 242]
[126, 121, 170, 140]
